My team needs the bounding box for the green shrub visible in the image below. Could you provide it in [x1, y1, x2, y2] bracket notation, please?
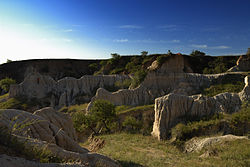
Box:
[109, 67, 125, 74]
[0, 77, 16, 92]
[171, 103, 250, 141]
[202, 81, 244, 97]
[0, 127, 62, 163]
[122, 116, 142, 133]
[114, 79, 132, 89]
[229, 102, 250, 135]
[202, 56, 237, 74]
[156, 55, 168, 65]
[190, 50, 205, 57]
[131, 70, 147, 88]
[90, 100, 117, 133]
[72, 111, 98, 134]
[88, 63, 99, 73]
[115, 105, 133, 113]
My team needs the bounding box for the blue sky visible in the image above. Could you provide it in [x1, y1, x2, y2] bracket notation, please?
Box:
[0, 0, 250, 63]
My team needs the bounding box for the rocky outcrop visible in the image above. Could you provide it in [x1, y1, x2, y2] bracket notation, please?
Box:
[33, 107, 77, 141]
[147, 54, 193, 73]
[87, 71, 243, 111]
[239, 76, 250, 101]
[151, 93, 241, 140]
[0, 108, 87, 153]
[0, 109, 120, 167]
[151, 76, 249, 140]
[184, 135, 248, 153]
[9, 72, 130, 108]
[0, 154, 87, 167]
[228, 55, 250, 72]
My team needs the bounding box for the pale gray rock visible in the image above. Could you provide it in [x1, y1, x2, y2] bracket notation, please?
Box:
[0, 109, 87, 153]
[151, 92, 242, 140]
[0, 109, 121, 167]
[0, 154, 87, 167]
[33, 107, 77, 141]
[184, 135, 248, 153]
[9, 72, 130, 108]
[239, 76, 250, 101]
[87, 71, 240, 111]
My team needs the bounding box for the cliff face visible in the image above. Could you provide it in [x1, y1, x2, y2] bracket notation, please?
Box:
[9, 72, 130, 108]
[151, 76, 249, 140]
[228, 55, 250, 72]
[87, 67, 243, 111]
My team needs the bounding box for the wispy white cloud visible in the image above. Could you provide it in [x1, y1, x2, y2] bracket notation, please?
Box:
[191, 44, 230, 49]
[202, 27, 221, 32]
[72, 24, 84, 27]
[62, 29, 73, 32]
[113, 39, 129, 43]
[118, 25, 143, 29]
[191, 44, 208, 49]
[212, 45, 230, 49]
[170, 39, 180, 43]
[62, 38, 73, 42]
[158, 24, 178, 31]
[112, 39, 180, 44]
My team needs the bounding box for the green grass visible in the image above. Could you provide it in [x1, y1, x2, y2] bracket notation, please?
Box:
[80, 133, 250, 167]
[117, 104, 154, 115]
[58, 103, 88, 113]
[0, 93, 9, 100]
[202, 81, 244, 97]
[172, 104, 250, 141]
[0, 128, 63, 163]
[0, 97, 25, 109]
[0, 96, 46, 112]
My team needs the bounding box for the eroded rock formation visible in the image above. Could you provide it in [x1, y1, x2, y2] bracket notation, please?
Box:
[9, 73, 130, 108]
[0, 108, 86, 153]
[33, 107, 77, 141]
[228, 55, 250, 72]
[151, 76, 249, 140]
[184, 135, 248, 153]
[87, 71, 243, 111]
[0, 108, 120, 167]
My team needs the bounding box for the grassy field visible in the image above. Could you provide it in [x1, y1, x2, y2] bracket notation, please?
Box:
[80, 133, 250, 167]
[58, 103, 88, 113]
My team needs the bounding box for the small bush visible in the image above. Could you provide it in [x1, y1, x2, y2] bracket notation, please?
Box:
[171, 103, 250, 141]
[122, 116, 142, 133]
[0, 77, 16, 92]
[156, 55, 169, 65]
[0, 128, 62, 163]
[114, 79, 132, 89]
[89, 100, 117, 133]
[115, 105, 133, 113]
[202, 81, 244, 97]
[72, 111, 98, 134]
[190, 50, 205, 57]
[131, 70, 147, 88]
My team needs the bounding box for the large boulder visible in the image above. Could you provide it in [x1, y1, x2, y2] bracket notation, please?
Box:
[33, 107, 77, 141]
[0, 109, 87, 153]
[184, 135, 248, 153]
